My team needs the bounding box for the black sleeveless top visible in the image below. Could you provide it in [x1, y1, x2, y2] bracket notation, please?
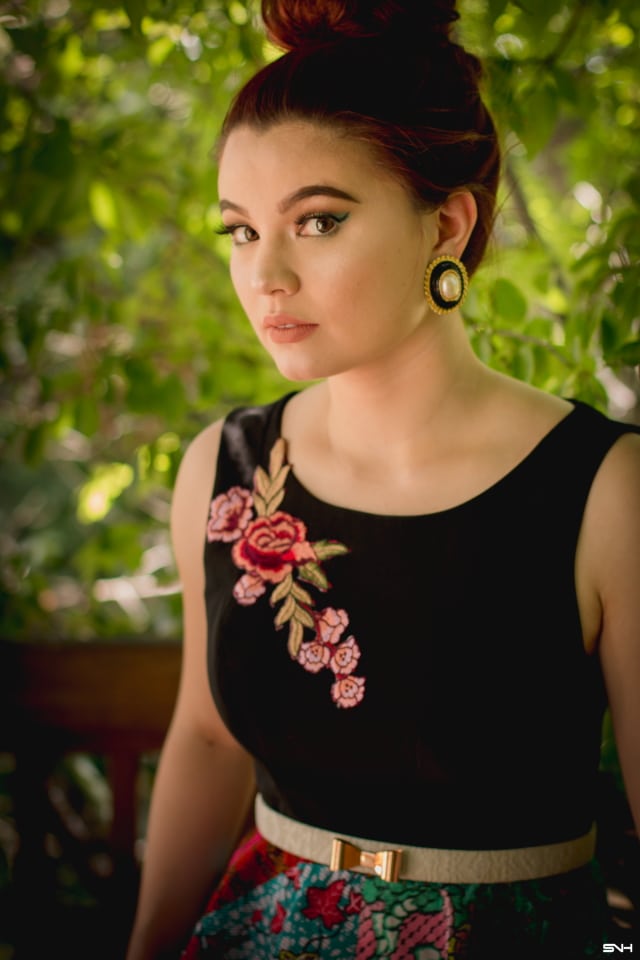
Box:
[204, 393, 637, 851]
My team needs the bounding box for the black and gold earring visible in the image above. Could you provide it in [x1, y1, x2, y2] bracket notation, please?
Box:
[424, 255, 469, 314]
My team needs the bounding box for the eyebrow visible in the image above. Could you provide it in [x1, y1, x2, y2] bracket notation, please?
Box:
[278, 185, 361, 212]
[219, 184, 361, 217]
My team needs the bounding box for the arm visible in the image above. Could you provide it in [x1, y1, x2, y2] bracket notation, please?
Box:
[583, 432, 640, 837]
[126, 421, 256, 960]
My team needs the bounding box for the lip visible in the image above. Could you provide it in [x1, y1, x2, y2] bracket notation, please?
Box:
[263, 314, 318, 344]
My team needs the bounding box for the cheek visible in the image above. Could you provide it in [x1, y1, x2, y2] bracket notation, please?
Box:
[382, 241, 426, 308]
[229, 257, 247, 299]
[319, 244, 386, 298]
[336, 245, 423, 317]
[229, 259, 260, 322]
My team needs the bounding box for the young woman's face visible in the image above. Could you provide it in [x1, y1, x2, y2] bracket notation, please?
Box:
[217, 120, 437, 382]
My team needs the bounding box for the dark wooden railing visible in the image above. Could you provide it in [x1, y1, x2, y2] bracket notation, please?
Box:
[0, 639, 181, 959]
[0, 639, 637, 956]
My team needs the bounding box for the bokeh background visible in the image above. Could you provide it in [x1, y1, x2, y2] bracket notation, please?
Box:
[1, 0, 639, 956]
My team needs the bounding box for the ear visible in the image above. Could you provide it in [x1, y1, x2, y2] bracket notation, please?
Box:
[432, 191, 477, 259]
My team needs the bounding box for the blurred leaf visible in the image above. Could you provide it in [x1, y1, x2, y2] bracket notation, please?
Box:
[1, 0, 639, 643]
[77, 463, 135, 523]
[609, 340, 640, 368]
[89, 182, 119, 232]
[491, 278, 528, 323]
[123, 0, 145, 37]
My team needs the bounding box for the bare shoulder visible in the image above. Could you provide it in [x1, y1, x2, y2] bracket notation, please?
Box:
[474, 374, 575, 468]
[587, 428, 640, 524]
[169, 418, 245, 746]
[171, 419, 224, 574]
[490, 372, 573, 430]
[581, 428, 640, 605]
[586, 428, 640, 835]
[173, 419, 224, 508]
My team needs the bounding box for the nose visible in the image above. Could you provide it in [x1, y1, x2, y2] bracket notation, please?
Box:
[250, 239, 300, 296]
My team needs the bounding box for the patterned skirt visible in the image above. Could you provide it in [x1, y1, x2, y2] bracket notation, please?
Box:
[182, 830, 610, 959]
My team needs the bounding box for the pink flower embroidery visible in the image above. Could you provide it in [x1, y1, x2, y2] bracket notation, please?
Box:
[329, 635, 361, 676]
[233, 572, 267, 606]
[331, 675, 366, 709]
[207, 486, 253, 543]
[207, 437, 364, 708]
[297, 640, 331, 674]
[315, 606, 349, 645]
[231, 511, 316, 584]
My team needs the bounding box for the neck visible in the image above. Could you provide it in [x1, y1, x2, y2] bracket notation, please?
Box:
[321, 315, 488, 472]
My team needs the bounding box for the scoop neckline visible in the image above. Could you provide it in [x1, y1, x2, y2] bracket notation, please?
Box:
[276, 393, 582, 522]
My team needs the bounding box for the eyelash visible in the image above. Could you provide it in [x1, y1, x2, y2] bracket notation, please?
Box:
[215, 212, 349, 244]
[295, 212, 349, 235]
[214, 223, 257, 244]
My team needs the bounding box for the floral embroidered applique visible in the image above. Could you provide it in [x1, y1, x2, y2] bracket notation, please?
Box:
[207, 438, 365, 708]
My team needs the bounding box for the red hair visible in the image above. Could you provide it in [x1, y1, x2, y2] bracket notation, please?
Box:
[220, 0, 499, 275]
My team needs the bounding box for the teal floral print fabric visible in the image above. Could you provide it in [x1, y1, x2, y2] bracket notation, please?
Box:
[182, 831, 609, 959]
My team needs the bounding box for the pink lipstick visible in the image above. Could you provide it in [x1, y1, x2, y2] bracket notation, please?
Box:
[264, 314, 318, 344]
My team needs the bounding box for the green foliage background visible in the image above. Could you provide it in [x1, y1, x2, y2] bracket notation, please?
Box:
[1, 0, 639, 641]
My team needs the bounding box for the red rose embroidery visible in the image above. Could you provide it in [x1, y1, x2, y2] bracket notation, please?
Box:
[208, 438, 362, 707]
[207, 486, 253, 543]
[232, 511, 316, 584]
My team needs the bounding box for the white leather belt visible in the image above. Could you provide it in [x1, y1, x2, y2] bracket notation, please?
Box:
[255, 794, 597, 884]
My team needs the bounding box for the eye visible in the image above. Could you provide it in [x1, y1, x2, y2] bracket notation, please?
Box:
[296, 213, 348, 237]
[216, 223, 258, 245]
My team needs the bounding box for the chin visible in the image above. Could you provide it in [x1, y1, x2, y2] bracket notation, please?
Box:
[275, 361, 323, 383]
[270, 351, 331, 382]
[270, 345, 364, 383]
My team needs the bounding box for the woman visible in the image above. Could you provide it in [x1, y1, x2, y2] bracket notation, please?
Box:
[126, 1, 640, 957]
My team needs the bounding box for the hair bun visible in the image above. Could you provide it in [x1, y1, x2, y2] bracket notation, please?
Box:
[262, 0, 459, 51]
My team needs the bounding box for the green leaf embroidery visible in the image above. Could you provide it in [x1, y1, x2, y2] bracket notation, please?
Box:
[290, 581, 313, 606]
[270, 572, 294, 606]
[274, 593, 297, 627]
[253, 492, 267, 516]
[271, 464, 290, 493]
[253, 465, 270, 499]
[297, 562, 330, 591]
[266, 490, 286, 514]
[287, 619, 304, 659]
[257, 444, 291, 517]
[312, 540, 350, 561]
[269, 437, 286, 477]
[293, 605, 314, 630]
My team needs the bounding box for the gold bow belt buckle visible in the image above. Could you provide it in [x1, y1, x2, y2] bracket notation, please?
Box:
[330, 837, 403, 882]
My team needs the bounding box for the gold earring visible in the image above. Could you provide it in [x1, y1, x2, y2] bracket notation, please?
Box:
[424, 255, 469, 314]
